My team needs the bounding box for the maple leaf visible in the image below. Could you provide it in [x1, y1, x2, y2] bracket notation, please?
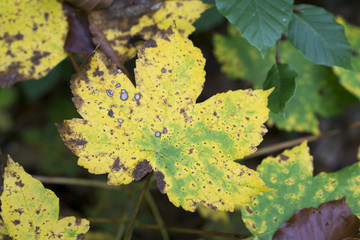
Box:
[0, 156, 89, 240]
[0, 0, 68, 88]
[88, 0, 209, 62]
[57, 27, 272, 212]
[241, 142, 360, 239]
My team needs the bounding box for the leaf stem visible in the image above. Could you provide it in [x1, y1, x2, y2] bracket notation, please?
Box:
[88, 218, 251, 239]
[145, 191, 170, 240]
[275, 40, 281, 64]
[124, 173, 153, 240]
[243, 120, 360, 160]
[67, 52, 80, 72]
[293, 7, 304, 13]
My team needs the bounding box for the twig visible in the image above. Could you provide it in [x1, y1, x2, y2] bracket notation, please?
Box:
[67, 52, 80, 72]
[243, 120, 360, 160]
[88, 218, 251, 239]
[124, 173, 153, 240]
[33, 175, 120, 190]
[145, 191, 170, 240]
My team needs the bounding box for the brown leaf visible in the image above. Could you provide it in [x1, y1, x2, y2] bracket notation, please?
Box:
[64, 0, 113, 13]
[274, 197, 360, 240]
[63, 4, 95, 58]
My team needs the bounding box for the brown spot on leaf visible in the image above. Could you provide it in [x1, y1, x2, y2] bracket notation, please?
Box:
[246, 206, 253, 214]
[30, 51, 51, 65]
[14, 33, 24, 40]
[111, 157, 127, 171]
[15, 180, 24, 188]
[279, 154, 289, 162]
[75, 219, 82, 226]
[12, 220, 20, 225]
[161, 67, 167, 73]
[93, 66, 104, 77]
[132, 160, 152, 181]
[44, 12, 49, 21]
[68, 139, 88, 147]
[143, 39, 157, 49]
[154, 171, 166, 194]
[77, 233, 86, 240]
[108, 109, 114, 118]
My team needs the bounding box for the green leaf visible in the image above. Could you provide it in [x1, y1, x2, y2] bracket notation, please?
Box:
[263, 63, 297, 114]
[0, 156, 90, 239]
[213, 25, 356, 134]
[241, 142, 360, 239]
[215, 0, 294, 57]
[286, 4, 352, 68]
[334, 17, 360, 99]
[57, 28, 272, 212]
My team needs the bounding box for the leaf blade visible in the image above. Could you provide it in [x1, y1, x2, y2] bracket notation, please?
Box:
[286, 4, 352, 68]
[215, 0, 294, 56]
[58, 28, 272, 212]
[1, 156, 90, 239]
[263, 63, 297, 114]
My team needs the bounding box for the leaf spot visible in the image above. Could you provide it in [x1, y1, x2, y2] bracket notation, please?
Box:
[162, 127, 168, 134]
[132, 160, 152, 181]
[12, 220, 20, 225]
[115, 83, 121, 88]
[117, 68, 122, 74]
[106, 89, 114, 97]
[118, 118, 124, 124]
[155, 131, 161, 138]
[134, 93, 141, 100]
[108, 109, 114, 118]
[154, 171, 166, 194]
[120, 89, 129, 101]
[161, 67, 167, 73]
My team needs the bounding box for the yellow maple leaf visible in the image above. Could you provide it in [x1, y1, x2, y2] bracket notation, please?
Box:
[0, 156, 89, 240]
[58, 27, 272, 211]
[0, 0, 67, 87]
[89, 0, 209, 62]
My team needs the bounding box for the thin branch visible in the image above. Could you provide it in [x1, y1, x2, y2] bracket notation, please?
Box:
[145, 191, 170, 240]
[124, 173, 153, 240]
[88, 218, 251, 239]
[67, 52, 80, 72]
[243, 120, 360, 160]
[33, 175, 120, 191]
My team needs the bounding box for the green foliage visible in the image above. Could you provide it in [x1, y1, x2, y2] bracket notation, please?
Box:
[263, 63, 297, 114]
[334, 17, 360, 99]
[286, 4, 352, 68]
[214, 25, 356, 133]
[241, 142, 360, 239]
[215, 0, 293, 57]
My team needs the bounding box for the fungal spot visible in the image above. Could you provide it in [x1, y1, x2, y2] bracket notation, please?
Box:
[120, 89, 129, 101]
[161, 67, 167, 73]
[132, 160, 152, 181]
[15, 180, 24, 187]
[143, 39, 157, 49]
[115, 83, 121, 88]
[111, 80, 115, 84]
[12, 220, 20, 225]
[155, 131, 161, 138]
[68, 139, 88, 146]
[112, 157, 127, 171]
[118, 118, 124, 124]
[246, 206, 253, 214]
[106, 89, 114, 97]
[108, 109, 114, 118]
[134, 93, 141, 100]
[154, 171, 166, 194]
[162, 127, 168, 134]
[279, 154, 289, 162]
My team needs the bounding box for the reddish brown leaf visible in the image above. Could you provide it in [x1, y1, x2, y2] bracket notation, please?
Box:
[63, 4, 95, 58]
[64, 0, 113, 13]
[274, 197, 360, 240]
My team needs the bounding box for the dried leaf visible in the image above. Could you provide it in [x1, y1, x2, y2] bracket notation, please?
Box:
[0, 0, 68, 88]
[273, 198, 360, 240]
[58, 28, 272, 212]
[64, 4, 95, 57]
[0, 156, 90, 239]
[88, 0, 209, 62]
